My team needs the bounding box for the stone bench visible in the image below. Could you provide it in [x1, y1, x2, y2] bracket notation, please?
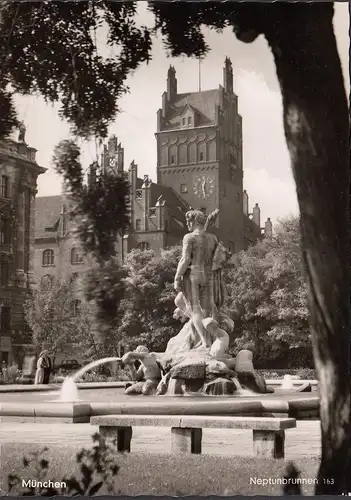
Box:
[91, 414, 296, 459]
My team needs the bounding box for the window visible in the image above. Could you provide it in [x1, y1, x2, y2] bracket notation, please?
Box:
[135, 190, 142, 199]
[135, 219, 142, 231]
[188, 116, 192, 125]
[137, 242, 150, 251]
[182, 117, 186, 125]
[149, 208, 156, 218]
[42, 249, 54, 266]
[1, 176, 9, 198]
[180, 184, 188, 194]
[0, 306, 11, 333]
[199, 152, 204, 161]
[0, 217, 11, 244]
[0, 262, 9, 286]
[73, 299, 81, 315]
[71, 247, 83, 265]
[171, 155, 176, 164]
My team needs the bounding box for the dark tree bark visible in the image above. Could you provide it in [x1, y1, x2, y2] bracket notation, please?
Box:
[260, 4, 350, 494]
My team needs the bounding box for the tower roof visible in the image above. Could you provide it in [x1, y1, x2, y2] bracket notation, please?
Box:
[161, 88, 220, 130]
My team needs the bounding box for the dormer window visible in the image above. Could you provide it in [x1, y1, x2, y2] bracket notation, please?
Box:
[180, 104, 195, 129]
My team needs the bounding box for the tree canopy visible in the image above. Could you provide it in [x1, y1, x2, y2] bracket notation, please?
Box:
[0, 1, 152, 138]
[118, 246, 181, 352]
[224, 216, 311, 367]
[24, 278, 91, 360]
[0, 1, 323, 140]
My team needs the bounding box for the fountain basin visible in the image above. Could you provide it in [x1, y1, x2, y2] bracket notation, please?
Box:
[0, 381, 127, 394]
[0, 394, 320, 423]
[0, 402, 91, 422]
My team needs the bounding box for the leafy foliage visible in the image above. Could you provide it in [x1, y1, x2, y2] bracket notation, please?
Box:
[224, 216, 311, 367]
[80, 257, 127, 351]
[118, 246, 181, 351]
[8, 434, 119, 496]
[0, 1, 151, 139]
[52, 140, 130, 350]
[0, 1, 301, 140]
[24, 278, 90, 359]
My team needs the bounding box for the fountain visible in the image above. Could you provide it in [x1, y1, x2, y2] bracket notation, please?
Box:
[117, 209, 273, 398]
[58, 210, 272, 403]
[281, 374, 294, 390]
[60, 357, 121, 402]
[58, 209, 313, 407]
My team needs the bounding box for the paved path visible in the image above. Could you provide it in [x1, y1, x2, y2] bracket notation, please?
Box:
[0, 421, 320, 458]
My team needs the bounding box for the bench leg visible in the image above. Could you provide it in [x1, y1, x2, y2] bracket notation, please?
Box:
[99, 426, 132, 452]
[171, 427, 202, 454]
[253, 430, 285, 458]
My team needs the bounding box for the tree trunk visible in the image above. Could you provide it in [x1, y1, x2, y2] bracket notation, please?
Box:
[263, 4, 350, 494]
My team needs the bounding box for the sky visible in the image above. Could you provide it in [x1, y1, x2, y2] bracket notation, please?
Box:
[14, 3, 349, 225]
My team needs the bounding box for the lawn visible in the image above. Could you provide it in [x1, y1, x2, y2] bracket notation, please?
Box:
[1, 443, 319, 496]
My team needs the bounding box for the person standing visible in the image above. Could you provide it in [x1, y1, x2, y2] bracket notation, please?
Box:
[34, 350, 51, 385]
[42, 352, 52, 384]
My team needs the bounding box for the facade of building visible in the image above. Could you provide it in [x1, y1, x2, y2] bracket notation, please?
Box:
[34, 57, 272, 284]
[0, 132, 45, 364]
[34, 160, 190, 283]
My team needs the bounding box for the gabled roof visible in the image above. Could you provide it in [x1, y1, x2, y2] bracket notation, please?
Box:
[149, 182, 190, 225]
[35, 195, 63, 239]
[163, 89, 220, 130]
[35, 179, 190, 241]
[179, 103, 197, 117]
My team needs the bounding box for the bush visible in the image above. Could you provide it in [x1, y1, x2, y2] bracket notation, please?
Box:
[259, 368, 316, 380]
[8, 434, 119, 496]
[296, 367, 316, 380]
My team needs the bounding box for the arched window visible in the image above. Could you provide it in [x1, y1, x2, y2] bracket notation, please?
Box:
[42, 249, 54, 266]
[137, 242, 150, 251]
[71, 247, 83, 264]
